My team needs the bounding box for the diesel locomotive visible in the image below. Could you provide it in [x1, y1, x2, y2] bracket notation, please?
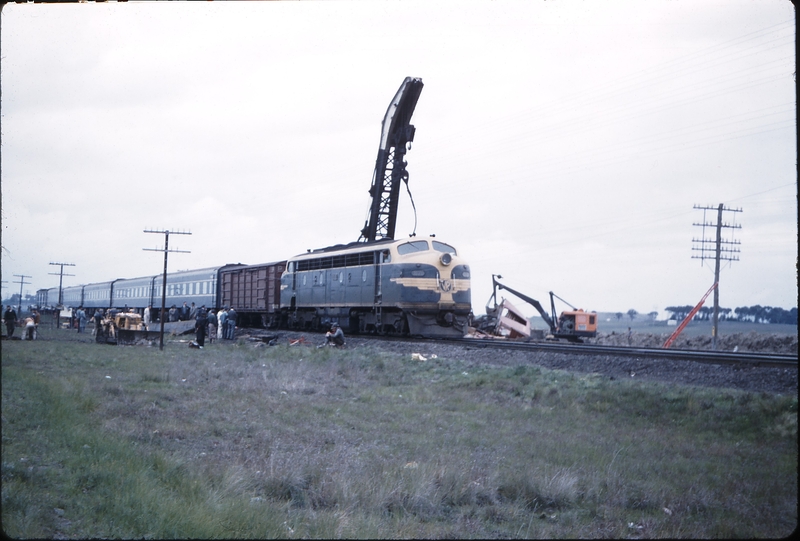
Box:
[282, 236, 471, 337]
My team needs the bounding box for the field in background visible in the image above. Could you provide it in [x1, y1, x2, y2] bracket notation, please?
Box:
[531, 315, 798, 338]
[2, 328, 797, 538]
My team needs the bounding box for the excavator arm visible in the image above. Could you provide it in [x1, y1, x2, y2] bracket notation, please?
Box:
[491, 275, 557, 333]
[359, 77, 424, 242]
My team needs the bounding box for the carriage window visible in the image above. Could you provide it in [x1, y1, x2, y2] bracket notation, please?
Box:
[432, 241, 457, 255]
[397, 241, 429, 255]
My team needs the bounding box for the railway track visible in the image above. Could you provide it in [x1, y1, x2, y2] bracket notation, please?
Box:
[450, 338, 798, 369]
[251, 329, 796, 369]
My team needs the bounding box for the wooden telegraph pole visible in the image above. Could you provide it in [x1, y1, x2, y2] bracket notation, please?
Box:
[49, 262, 76, 306]
[12, 274, 31, 316]
[144, 229, 191, 350]
[692, 204, 742, 350]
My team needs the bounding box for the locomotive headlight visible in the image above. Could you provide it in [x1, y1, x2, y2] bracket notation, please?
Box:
[439, 253, 452, 266]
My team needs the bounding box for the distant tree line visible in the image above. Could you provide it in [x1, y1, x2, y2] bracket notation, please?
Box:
[664, 305, 798, 325]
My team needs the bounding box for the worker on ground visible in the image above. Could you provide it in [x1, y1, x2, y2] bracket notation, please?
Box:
[217, 308, 227, 341]
[5, 305, 18, 338]
[24, 316, 36, 341]
[76, 307, 87, 333]
[194, 305, 207, 348]
[226, 307, 238, 340]
[93, 309, 104, 335]
[323, 324, 345, 347]
[206, 309, 216, 345]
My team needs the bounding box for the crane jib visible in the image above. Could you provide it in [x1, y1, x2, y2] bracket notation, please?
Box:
[360, 77, 424, 243]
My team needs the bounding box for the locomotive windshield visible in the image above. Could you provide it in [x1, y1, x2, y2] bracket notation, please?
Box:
[432, 241, 457, 255]
[397, 240, 429, 255]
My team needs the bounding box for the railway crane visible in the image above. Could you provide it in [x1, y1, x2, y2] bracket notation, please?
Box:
[487, 274, 597, 342]
[359, 77, 424, 242]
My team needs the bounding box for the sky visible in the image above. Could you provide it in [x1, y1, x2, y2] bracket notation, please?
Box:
[1, 0, 796, 319]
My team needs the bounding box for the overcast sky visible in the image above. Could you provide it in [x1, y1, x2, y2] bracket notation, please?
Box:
[1, 0, 796, 319]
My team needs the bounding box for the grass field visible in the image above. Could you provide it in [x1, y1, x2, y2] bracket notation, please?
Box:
[2, 328, 797, 538]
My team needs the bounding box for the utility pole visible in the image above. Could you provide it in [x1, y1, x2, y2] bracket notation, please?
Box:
[692, 203, 742, 350]
[13, 274, 32, 316]
[49, 262, 76, 306]
[143, 229, 191, 350]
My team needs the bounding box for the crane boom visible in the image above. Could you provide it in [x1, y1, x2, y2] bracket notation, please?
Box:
[359, 77, 424, 242]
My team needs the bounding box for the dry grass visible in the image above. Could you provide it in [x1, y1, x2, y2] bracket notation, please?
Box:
[2, 328, 797, 538]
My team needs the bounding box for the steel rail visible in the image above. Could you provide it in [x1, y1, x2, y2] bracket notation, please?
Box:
[448, 338, 797, 368]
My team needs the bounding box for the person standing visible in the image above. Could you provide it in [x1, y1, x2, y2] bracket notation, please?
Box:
[217, 308, 228, 341]
[181, 302, 190, 321]
[207, 309, 217, 345]
[169, 305, 178, 322]
[4, 306, 17, 338]
[93, 309, 104, 341]
[77, 307, 87, 333]
[194, 305, 207, 348]
[226, 307, 237, 340]
[143, 305, 151, 330]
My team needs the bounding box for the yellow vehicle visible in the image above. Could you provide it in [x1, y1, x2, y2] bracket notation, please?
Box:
[96, 312, 150, 345]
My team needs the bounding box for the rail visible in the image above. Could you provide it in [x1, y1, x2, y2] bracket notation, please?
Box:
[451, 338, 797, 368]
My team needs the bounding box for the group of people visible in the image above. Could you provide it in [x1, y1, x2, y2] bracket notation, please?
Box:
[193, 306, 237, 348]
[4, 305, 40, 340]
[167, 302, 204, 323]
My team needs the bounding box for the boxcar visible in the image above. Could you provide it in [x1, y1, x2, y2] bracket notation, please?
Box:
[218, 261, 286, 327]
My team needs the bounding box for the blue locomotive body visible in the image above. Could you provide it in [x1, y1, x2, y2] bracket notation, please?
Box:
[281, 237, 471, 337]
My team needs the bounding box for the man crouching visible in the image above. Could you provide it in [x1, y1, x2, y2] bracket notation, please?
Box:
[322, 324, 345, 347]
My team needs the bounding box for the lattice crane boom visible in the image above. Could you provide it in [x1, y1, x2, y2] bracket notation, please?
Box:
[359, 77, 424, 242]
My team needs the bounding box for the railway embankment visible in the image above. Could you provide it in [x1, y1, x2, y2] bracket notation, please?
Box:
[587, 330, 797, 354]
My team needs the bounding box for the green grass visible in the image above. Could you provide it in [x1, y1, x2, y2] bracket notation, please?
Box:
[2, 329, 797, 538]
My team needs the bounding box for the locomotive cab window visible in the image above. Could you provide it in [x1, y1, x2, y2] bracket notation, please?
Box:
[432, 241, 457, 255]
[397, 240, 429, 255]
